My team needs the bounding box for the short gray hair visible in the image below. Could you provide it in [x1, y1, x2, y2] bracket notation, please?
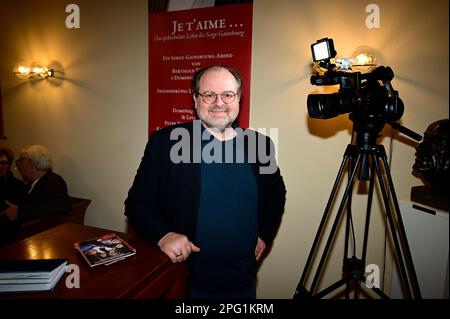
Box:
[20, 145, 53, 171]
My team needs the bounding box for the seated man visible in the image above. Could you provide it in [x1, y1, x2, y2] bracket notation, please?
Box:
[0, 145, 71, 225]
[0, 145, 26, 246]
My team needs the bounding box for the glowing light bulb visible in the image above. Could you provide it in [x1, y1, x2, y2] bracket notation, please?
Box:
[30, 63, 49, 79]
[350, 46, 377, 73]
[334, 46, 377, 73]
[18, 66, 29, 73]
[13, 63, 31, 79]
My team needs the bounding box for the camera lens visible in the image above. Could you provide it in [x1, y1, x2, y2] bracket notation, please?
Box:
[307, 93, 355, 119]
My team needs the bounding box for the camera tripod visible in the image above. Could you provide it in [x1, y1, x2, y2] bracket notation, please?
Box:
[294, 130, 422, 299]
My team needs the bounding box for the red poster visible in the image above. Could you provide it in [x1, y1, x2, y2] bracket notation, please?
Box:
[0, 80, 4, 139]
[149, 3, 253, 133]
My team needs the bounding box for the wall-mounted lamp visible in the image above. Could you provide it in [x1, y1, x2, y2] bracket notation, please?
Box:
[13, 62, 55, 79]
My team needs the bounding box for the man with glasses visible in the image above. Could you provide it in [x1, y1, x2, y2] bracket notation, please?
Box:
[125, 65, 286, 299]
[0, 145, 26, 246]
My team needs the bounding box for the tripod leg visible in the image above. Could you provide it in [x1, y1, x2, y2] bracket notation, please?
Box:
[308, 151, 363, 294]
[344, 155, 359, 298]
[349, 160, 376, 300]
[315, 278, 347, 299]
[376, 148, 422, 298]
[373, 148, 421, 298]
[361, 275, 390, 299]
[343, 154, 358, 261]
[362, 162, 376, 262]
[297, 145, 355, 290]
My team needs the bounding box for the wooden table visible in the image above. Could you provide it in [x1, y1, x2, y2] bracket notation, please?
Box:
[0, 223, 187, 299]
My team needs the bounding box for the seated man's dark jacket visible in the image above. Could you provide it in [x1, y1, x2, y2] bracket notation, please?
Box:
[125, 121, 287, 247]
[18, 170, 71, 223]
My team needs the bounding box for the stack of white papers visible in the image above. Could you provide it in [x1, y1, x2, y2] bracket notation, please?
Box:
[0, 259, 67, 293]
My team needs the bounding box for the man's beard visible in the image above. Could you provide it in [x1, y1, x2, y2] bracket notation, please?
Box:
[198, 105, 236, 132]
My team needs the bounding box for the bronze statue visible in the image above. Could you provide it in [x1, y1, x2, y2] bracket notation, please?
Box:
[411, 119, 449, 211]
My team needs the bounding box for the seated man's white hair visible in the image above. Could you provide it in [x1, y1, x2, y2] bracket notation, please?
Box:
[20, 145, 53, 171]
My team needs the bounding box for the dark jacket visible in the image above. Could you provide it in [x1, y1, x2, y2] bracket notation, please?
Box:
[18, 170, 71, 223]
[0, 171, 26, 245]
[0, 170, 26, 211]
[125, 121, 286, 247]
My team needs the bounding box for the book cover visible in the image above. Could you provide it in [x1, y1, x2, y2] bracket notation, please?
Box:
[0, 259, 67, 292]
[74, 233, 136, 267]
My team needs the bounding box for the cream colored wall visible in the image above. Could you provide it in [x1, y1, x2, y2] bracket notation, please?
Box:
[0, 0, 448, 299]
[0, 0, 148, 232]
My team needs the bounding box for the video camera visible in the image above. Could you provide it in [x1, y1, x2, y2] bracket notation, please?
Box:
[296, 38, 424, 301]
[307, 38, 404, 128]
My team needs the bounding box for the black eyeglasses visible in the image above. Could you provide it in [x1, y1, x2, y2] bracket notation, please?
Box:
[0, 160, 9, 166]
[197, 91, 239, 104]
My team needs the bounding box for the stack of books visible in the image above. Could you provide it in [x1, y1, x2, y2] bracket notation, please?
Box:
[0, 259, 67, 293]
